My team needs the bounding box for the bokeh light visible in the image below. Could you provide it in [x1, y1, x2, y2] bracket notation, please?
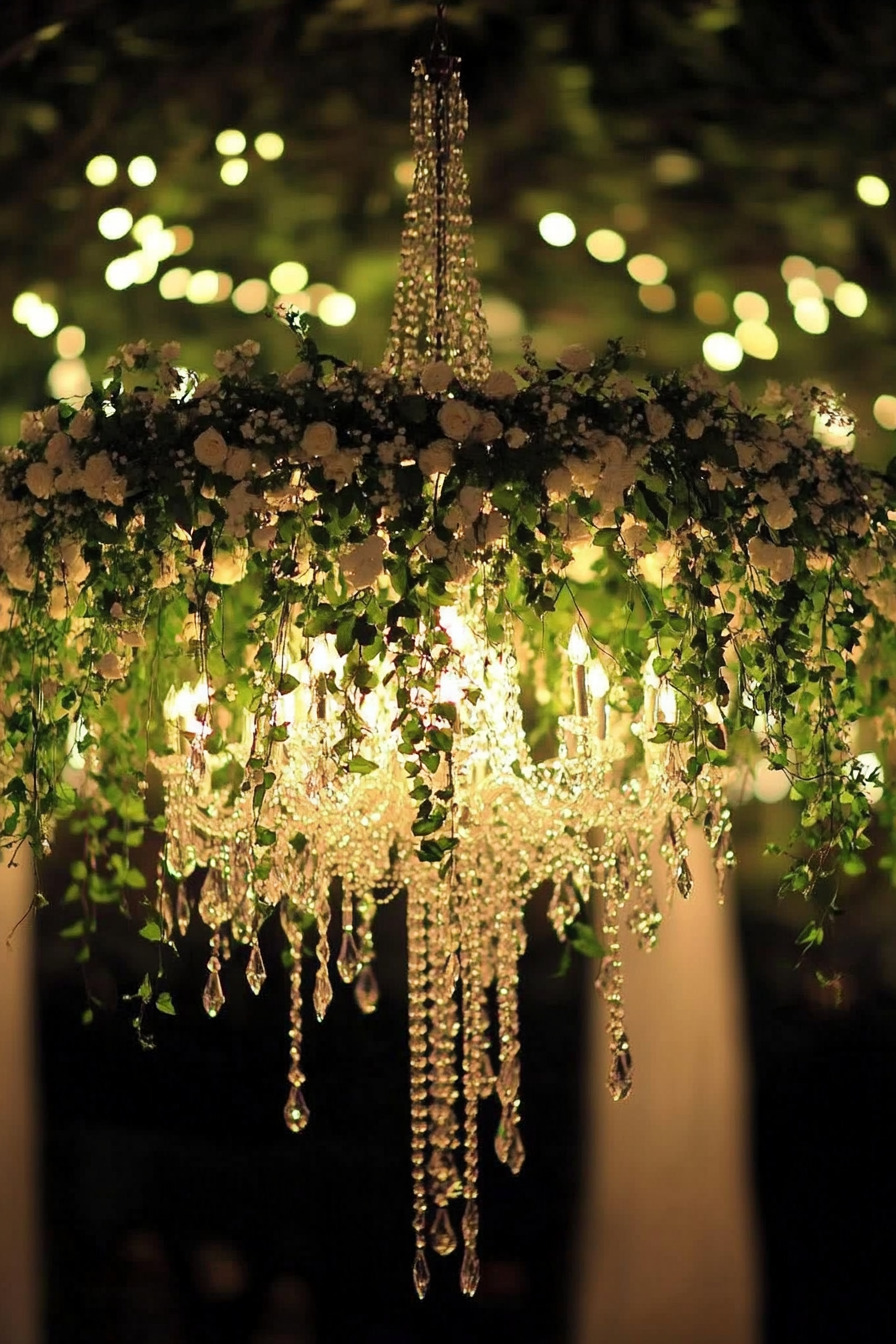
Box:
[127, 156, 157, 186]
[98, 208, 133, 241]
[159, 268, 191, 300]
[873, 395, 896, 430]
[856, 174, 889, 206]
[132, 215, 163, 245]
[653, 150, 700, 185]
[793, 298, 829, 334]
[169, 225, 194, 256]
[627, 254, 667, 285]
[781, 255, 815, 283]
[787, 277, 822, 305]
[12, 292, 42, 325]
[254, 132, 285, 161]
[270, 262, 309, 294]
[26, 303, 59, 338]
[186, 270, 220, 304]
[538, 212, 576, 246]
[47, 358, 91, 400]
[85, 155, 117, 186]
[639, 283, 675, 312]
[56, 325, 86, 359]
[833, 282, 868, 318]
[215, 129, 246, 156]
[585, 228, 626, 262]
[693, 291, 729, 324]
[221, 158, 249, 186]
[481, 296, 524, 341]
[232, 279, 269, 314]
[702, 332, 743, 371]
[393, 159, 415, 188]
[318, 292, 356, 326]
[105, 256, 140, 291]
[735, 321, 778, 359]
[733, 291, 769, 323]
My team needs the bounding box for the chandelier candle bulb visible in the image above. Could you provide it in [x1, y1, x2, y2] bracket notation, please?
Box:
[567, 623, 590, 717]
[586, 658, 610, 740]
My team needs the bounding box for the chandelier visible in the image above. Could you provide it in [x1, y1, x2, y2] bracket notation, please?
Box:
[3, 8, 896, 1301]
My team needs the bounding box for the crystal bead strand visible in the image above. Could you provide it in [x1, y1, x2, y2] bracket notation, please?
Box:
[336, 884, 362, 984]
[595, 852, 633, 1101]
[458, 880, 484, 1296]
[281, 903, 310, 1133]
[353, 892, 380, 1015]
[202, 929, 225, 1018]
[407, 882, 431, 1299]
[493, 902, 525, 1173]
[425, 876, 461, 1254]
[312, 877, 333, 1021]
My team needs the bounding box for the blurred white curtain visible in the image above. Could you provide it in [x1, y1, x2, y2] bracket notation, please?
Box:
[0, 862, 41, 1344]
[575, 828, 760, 1344]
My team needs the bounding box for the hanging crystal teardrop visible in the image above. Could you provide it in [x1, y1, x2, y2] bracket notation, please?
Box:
[246, 940, 266, 995]
[354, 964, 380, 1014]
[460, 1246, 480, 1297]
[336, 929, 362, 984]
[507, 1123, 526, 1175]
[202, 965, 224, 1018]
[284, 1083, 310, 1133]
[159, 890, 174, 941]
[430, 1206, 457, 1257]
[176, 883, 191, 937]
[610, 1039, 634, 1101]
[313, 964, 333, 1021]
[413, 1248, 431, 1300]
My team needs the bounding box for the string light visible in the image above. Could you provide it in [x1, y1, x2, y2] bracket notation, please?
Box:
[98, 208, 133, 241]
[221, 159, 249, 186]
[270, 262, 309, 294]
[128, 156, 157, 186]
[216, 129, 246, 155]
[833, 282, 868, 318]
[538, 212, 576, 246]
[856, 174, 889, 206]
[85, 155, 117, 186]
[232, 279, 270, 313]
[627, 254, 667, 285]
[318, 292, 357, 326]
[585, 228, 626, 263]
[733, 291, 769, 323]
[159, 268, 192, 300]
[254, 132, 285, 160]
[735, 320, 778, 359]
[702, 331, 743, 371]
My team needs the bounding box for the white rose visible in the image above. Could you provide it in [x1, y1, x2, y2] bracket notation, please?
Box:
[483, 370, 517, 398]
[19, 412, 45, 444]
[194, 427, 229, 470]
[120, 630, 146, 648]
[437, 400, 479, 442]
[505, 427, 528, 450]
[473, 412, 504, 444]
[212, 546, 248, 586]
[457, 486, 485, 522]
[645, 403, 674, 441]
[758, 481, 796, 531]
[418, 439, 455, 477]
[301, 421, 338, 459]
[252, 524, 278, 552]
[48, 586, 69, 621]
[97, 651, 125, 680]
[69, 409, 95, 441]
[193, 377, 221, 399]
[565, 453, 603, 493]
[420, 361, 455, 394]
[421, 531, 448, 560]
[557, 344, 594, 373]
[25, 462, 56, 499]
[153, 553, 178, 589]
[45, 432, 73, 468]
[748, 536, 795, 584]
[57, 540, 89, 587]
[483, 510, 508, 545]
[280, 362, 313, 388]
[321, 451, 359, 489]
[224, 446, 253, 480]
[543, 465, 574, 501]
[340, 535, 386, 592]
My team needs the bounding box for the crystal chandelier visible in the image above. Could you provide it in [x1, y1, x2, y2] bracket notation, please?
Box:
[2, 4, 895, 1303]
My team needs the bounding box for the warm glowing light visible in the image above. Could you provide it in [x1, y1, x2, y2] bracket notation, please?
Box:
[215, 129, 246, 156]
[56, 325, 86, 359]
[26, 303, 59, 338]
[255, 132, 285, 161]
[85, 154, 117, 186]
[159, 267, 191, 300]
[12, 292, 42, 324]
[270, 261, 309, 294]
[232, 278, 269, 314]
[833, 281, 868, 318]
[394, 159, 415, 188]
[105, 256, 141, 291]
[305, 282, 335, 314]
[127, 155, 157, 186]
[653, 150, 700, 185]
[186, 270, 220, 304]
[793, 298, 829, 334]
[702, 332, 743, 371]
[567, 624, 589, 666]
[815, 266, 843, 299]
[627, 253, 667, 285]
[47, 357, 90, 400]
[163, 682, 210, 739]
[221, 158, 249, 186]
[856, 174, 889, 206]
[780, 255, 815, 283]
[481, 296, 524, 341]
[538, 212, 576, 247]
[873, 395, 896, 430]
[639, 283, 675, 313]
[586, 658, 610, 699]
[143, 228, 177, 262]
[318, 292, 356, 326]
[656, 683, 678, 725]
[856, 752, 884, 805]
[215, 273, 234, 302]
[585, 228, 626, 263]
[98, 207, 133, 240]
[132, 214, 164, 244]
[735, 321, 778, 360]
[733, 291, 769, 323]
[169, 225, 194, 255]
[693, 290, 728, 324]
[754, 760, 791, 804]
[613, 202, 647, 232]
[787, 277, 822, 305]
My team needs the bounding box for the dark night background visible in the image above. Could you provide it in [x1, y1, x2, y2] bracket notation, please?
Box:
[3, 2, 896, 1340]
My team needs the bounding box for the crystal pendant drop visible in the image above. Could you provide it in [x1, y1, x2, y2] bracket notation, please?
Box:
[430, 1206, 457, 1257]
[354, 964, 380, 1014]
[494, 1106, 512, 1164]
[461, 1198, 479, 1244]
[676, 854, 693, 900]
[283, 1083, 310, 1133]
[176, 883, 191, 936]
[460, 1246, 480, 1297]
[413, 1248, 431, 1300]
[313, 964, 333, 1021]
[159, 891, 174, 941]
[246, 941, 266, 995]
[507, 1122, 526, 1174]
[336, 929, 362, 984]
[610, 1040, 634, 1101]
[496, 1053, 520, 1104]
[202, 968, 224, 1018]
[478, 1051, 495, 1098]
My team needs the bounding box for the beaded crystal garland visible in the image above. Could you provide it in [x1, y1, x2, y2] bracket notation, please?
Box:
[3, 20, 896, 1306]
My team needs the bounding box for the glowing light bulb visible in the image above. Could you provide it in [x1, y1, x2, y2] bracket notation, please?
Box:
[318, 292, 356, 326]
[127, 155, 157, 186]
[98, 207, 133, 240]
[254, 132, 284, 160]
[220, 158, 248, 186]
[856, 174, 889, 206]
[656, 683, 677, 725]
[215, 129, 246, 156]
[538, 212, 576, 247]
[567, 624, 589, 717]
[702, 332, 743, 371]
[85, 154, 117, 186]
[586, 228, 626, 262]
[586, 658, 610, 740]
